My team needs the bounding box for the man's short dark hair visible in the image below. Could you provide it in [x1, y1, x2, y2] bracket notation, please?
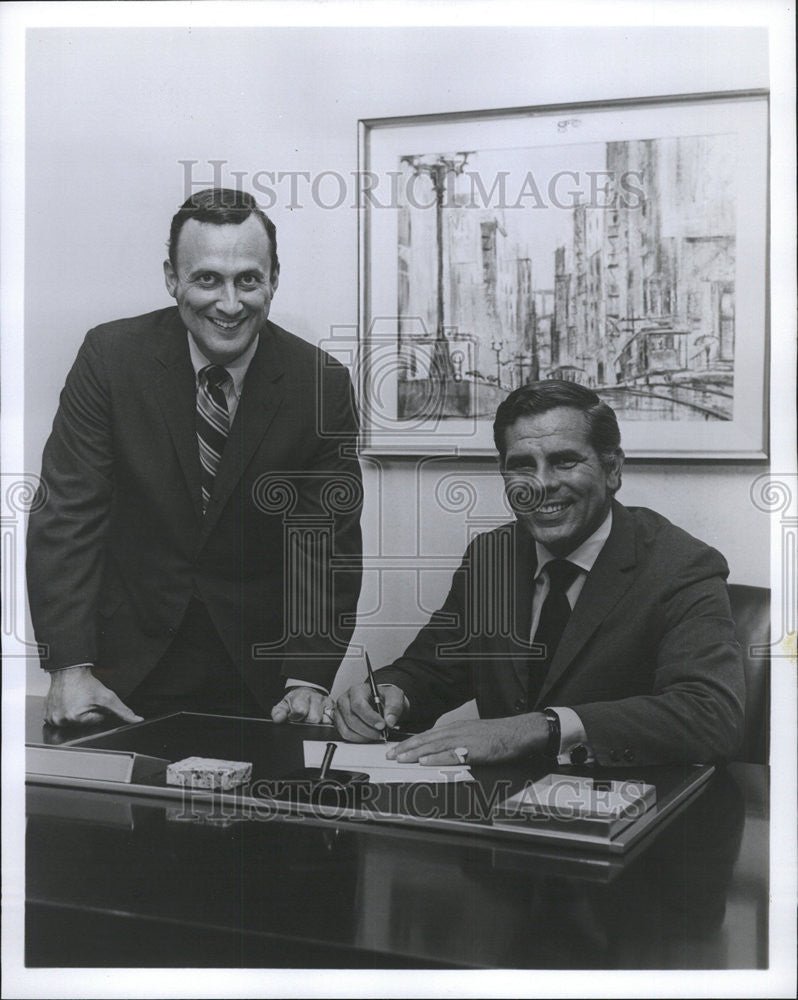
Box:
[493, 380, 624, 471]
[168, 188, 279, 280]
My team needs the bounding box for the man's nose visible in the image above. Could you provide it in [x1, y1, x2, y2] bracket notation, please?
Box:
[537, 465, 561, 495]
[217, 282, 241, 315]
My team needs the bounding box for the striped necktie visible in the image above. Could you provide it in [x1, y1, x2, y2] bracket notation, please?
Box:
[196, 364, 231, 514]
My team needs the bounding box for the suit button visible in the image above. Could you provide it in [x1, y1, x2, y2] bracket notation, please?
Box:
[514, 699, 525, 713]
[166, 626, 177, 636]
[623, 747, 635, 762]
[609, 749, 620, 762]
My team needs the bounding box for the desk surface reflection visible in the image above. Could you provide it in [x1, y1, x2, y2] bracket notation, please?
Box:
[25, 698, 768, 969]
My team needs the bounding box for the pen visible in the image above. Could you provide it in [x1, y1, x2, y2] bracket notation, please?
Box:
[365, 652, 390, 742]
[319, 741, 337, 780]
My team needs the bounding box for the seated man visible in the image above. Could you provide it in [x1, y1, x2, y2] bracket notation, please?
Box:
[336, 381, 744, 767]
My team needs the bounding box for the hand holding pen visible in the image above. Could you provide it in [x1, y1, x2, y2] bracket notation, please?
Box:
[365, 652, 390, 742]
[333, 673, 407, 743]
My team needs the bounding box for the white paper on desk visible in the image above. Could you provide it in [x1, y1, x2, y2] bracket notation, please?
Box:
[303, 741, 473, 783]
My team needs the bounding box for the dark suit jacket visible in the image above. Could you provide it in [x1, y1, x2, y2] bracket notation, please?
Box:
[27, 307, 363, 709]
[375, 501, 745, 766]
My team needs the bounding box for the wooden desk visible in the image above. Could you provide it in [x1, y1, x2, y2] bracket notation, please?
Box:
[25, 697, 768, 969]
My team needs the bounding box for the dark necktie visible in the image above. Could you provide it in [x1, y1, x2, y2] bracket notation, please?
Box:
[527, 558, 580, 709]
[196, 364, 231, 514]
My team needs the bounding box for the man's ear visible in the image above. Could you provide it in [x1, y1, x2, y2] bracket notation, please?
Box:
[606, 449, 625, 493]
[270, 269, 279, 297]
[163, 259, 178, 298]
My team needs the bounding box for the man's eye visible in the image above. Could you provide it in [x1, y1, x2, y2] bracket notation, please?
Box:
[238, 274, 260, 288]
[556, 460, 578, 469]
[197, 274, 217, 286]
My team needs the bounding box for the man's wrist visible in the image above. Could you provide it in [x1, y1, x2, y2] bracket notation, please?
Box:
[510, 712, 550, 757]
[547, 706, 594, 765]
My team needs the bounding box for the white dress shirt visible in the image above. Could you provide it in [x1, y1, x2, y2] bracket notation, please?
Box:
[187, 330, 259, 422]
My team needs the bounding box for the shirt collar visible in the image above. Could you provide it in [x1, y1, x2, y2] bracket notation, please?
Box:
[534, 507, 613, 578]
[187, 332, 259, 400]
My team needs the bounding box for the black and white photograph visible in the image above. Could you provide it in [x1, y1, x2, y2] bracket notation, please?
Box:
[1, 2, 795, 998]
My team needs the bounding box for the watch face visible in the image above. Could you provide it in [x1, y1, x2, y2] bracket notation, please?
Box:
[569, 745, 588, 765]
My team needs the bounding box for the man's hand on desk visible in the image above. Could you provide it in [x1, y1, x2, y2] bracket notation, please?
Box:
[43, 666, 144, 728]
[270, 686, 335, 725]
[334, 681, 408, 741]
[386, 714, 549, 766]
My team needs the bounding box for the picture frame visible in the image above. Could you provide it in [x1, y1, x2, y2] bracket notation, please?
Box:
[358, 91, 769, 459]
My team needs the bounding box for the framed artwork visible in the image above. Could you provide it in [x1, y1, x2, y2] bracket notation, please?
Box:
[358, 91, 769, 458]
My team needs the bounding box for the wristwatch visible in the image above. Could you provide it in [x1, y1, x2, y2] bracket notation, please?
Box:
[542, 709, 561, 759]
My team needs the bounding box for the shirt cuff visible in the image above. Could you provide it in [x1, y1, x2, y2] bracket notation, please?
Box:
[284, 679, 329, 695]
[45, 663, 94, 673]
[547, 706, 595, 765]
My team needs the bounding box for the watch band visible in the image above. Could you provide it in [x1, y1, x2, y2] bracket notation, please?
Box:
[542, 709, 561, 759]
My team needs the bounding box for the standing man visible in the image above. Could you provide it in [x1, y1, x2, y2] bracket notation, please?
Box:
[336, 381, 744, 767]
[28, 188, 362, 727]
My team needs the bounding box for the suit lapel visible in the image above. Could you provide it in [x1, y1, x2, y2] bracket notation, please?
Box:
[199, 325, 286, 541]
[153, 312, 203, 521]
[536, 501, 639, 704]
[509, 523, 538, 690]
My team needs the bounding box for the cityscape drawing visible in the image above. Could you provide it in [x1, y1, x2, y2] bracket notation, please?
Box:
[396, 134, 737, 423]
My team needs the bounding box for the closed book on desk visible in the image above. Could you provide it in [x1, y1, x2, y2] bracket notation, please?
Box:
[493, 775, 656, 839]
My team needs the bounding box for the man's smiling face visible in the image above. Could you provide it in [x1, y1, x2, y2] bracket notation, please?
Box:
[163, 214, 278, 365]
[500, 407, 622, 556]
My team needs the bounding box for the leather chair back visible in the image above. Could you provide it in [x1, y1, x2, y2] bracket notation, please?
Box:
[727, 584, 770, 764]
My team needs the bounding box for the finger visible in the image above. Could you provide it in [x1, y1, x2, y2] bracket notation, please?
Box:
[99, 691, 144, 724]
[45, 709, 106, 728]
[320, 698, 336, 725]
[334, 713, 366, 742]
[76, 709, 116, 727]
[388, 731, 452, 762]
[303, 694, 325, 725]
[286, 689, 312, 722]
[335, 699, 377, 741]
[347, 702, 387, 739]
[417, 749, 466, 766]
[44, 712, 90, 729]
[334, 700, 371, 742]
[335, 690, 383, 742]
[385, 731, 430, 759]
[271, 698, 291, 723]
[379, 686, 406, 729]
[349, 684, 389, 733]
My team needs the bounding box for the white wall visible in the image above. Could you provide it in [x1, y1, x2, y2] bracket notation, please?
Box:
[24, 26, 770, 696]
